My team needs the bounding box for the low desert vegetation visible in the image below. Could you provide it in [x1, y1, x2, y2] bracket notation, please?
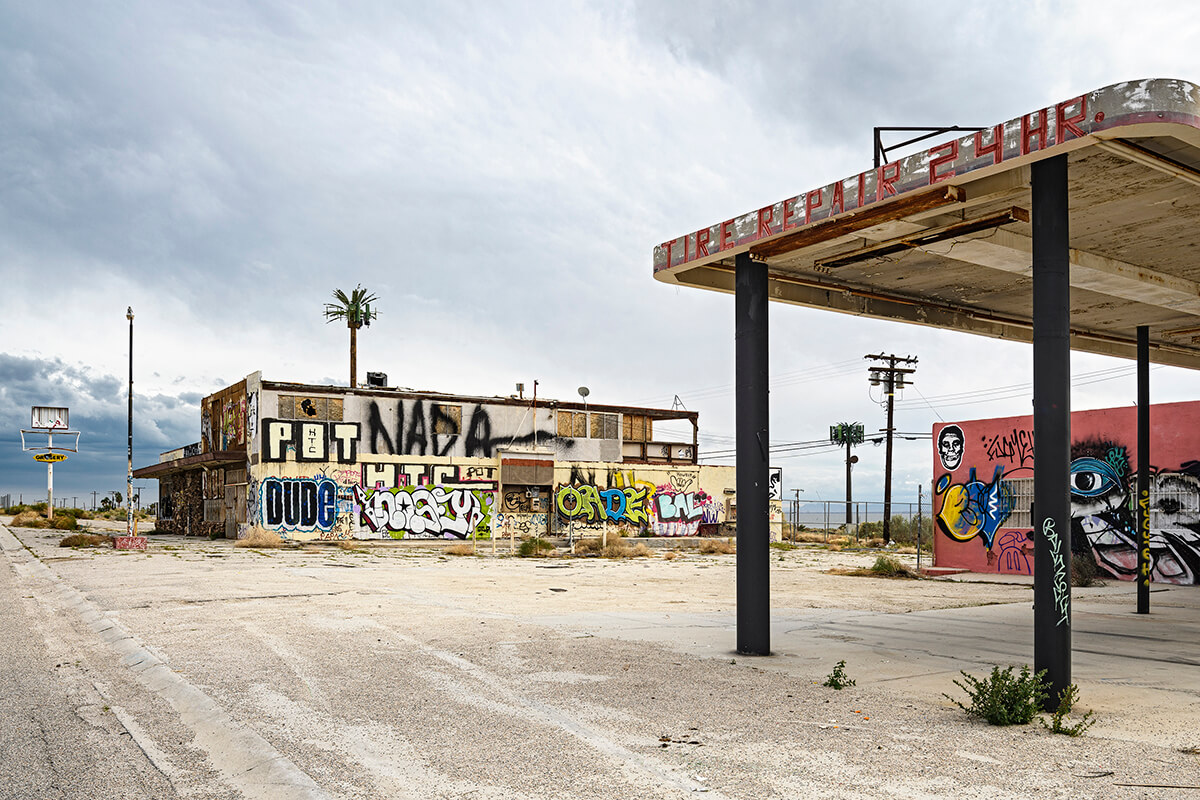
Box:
[946, 665, 1047, 726]
[574, 533, 651, 558]
[1040, 683, 1096, 737]
[831, 555, 918, 579]
[518, 537, 556, 557]
[59, 533, 112, 548]
[823, 660, 855, 690]
[698, 538, 735, 555]
[444, 543, 475, 556]
[234, 529, 285, 549]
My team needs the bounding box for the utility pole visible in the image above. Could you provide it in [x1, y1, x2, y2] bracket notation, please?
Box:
[792, 488, 800, 540]
[866, 353, 918, 544]
[829, 422, 864, 528]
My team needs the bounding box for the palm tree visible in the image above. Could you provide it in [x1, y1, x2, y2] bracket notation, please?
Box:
[324, 285, 379, 387]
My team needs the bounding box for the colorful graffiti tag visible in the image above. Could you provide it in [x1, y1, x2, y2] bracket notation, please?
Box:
[555, 483, 652, 526]
[554, 477, 721, 536]
[353, 484, 493, 539]
[935, 466, 1013, 551]
[261, 476, 338, 534]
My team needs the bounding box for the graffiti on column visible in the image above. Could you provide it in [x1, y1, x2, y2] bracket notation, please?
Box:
[353, 484, 493, 539]
[1042, 516, 1070, 627]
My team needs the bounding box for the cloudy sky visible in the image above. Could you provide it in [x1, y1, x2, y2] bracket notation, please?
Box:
[4, 0, 1200, 510]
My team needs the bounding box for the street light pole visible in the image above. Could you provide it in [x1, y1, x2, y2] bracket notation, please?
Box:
[127, 306, 134, 539]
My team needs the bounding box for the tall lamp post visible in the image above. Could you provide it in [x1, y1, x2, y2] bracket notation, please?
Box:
[127, 306, 134, 539]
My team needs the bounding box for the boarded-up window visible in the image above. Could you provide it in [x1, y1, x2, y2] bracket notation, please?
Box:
[590, 413, 618, 439]
[622, 414, 652, 442]
[557, 411, 587, 438]
[433, 404, 462, 435]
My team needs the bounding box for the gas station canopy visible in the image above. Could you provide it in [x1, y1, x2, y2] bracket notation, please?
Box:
[653, 79, 1200, 369]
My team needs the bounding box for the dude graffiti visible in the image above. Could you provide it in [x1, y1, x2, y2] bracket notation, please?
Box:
[260, 476, 338, 534]
[353, 484, 494, 539]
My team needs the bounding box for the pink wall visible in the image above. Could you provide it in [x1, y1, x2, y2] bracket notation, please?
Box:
[933, 400, 1200, 584]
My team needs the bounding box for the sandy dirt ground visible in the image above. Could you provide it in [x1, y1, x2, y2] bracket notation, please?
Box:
[3, 522, 1199, 799]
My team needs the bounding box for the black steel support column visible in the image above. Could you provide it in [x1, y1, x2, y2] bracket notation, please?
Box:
[735, 251, 770, 656]
[1032, 155, 1072, 708]
[1137, 325, 1151, 614]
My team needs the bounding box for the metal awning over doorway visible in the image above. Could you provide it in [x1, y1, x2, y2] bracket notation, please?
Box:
[653, 77, 1200, 707]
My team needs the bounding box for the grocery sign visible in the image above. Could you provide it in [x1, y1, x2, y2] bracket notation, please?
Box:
[33, 453, 68, 463]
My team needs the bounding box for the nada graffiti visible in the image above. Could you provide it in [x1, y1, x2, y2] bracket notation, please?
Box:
[262, 420, 360, 463]
[261, 476, 337, 533]
[365, 400, 565, 458]
[935, 466, 1013, 551]
[353, 484, 493, 539]
[982, 427, 1034, 467]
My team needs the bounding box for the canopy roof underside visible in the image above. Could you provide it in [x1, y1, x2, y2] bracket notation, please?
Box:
[653, 79, 1200, 369]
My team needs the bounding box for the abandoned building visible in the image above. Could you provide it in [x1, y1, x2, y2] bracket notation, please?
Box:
[134, 372, 783, 541]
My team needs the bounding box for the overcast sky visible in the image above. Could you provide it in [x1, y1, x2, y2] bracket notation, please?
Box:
[4, 1, 1200, 510]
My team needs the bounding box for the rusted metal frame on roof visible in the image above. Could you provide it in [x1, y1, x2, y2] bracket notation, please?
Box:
[749, 185, 966, 260]
[873, 125, 985, 169]
[816, 207, 1030, 271]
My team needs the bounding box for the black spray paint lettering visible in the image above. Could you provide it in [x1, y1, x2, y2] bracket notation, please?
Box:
[262, 420, 359, 463]
[365, 400, 566, 457]
[983, 428, 1035, 466]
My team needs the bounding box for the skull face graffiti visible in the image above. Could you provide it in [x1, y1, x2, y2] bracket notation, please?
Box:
[937, 425, 964, 471]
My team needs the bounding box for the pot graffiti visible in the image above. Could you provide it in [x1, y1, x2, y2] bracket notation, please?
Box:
[353, 484, 493, 539]
[261, 476, 337, 533]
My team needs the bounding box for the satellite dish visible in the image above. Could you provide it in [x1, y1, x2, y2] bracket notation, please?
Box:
[578, 386, 590, 399]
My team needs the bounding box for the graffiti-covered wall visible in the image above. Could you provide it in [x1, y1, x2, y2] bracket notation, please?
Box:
[933, 401, 1200, 584]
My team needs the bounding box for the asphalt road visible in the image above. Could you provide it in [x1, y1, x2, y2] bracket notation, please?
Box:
[3, 524, 1200, 799]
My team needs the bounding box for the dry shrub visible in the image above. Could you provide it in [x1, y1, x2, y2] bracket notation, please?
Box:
[235, 529, 285, 549]
[59, 533, 111, 548]
[895, 546, 918, 555]
[444, 543, 475, 556]
[662, 550, 679, 561]
[574, 537, 602, 555]
[337, 539, 366, 551]
[828, 543, 842, 552]
[12, 510, 49, 529]
[53, 515, 79, 531]
[699, 538, 736, 555]
[865, 537, 886, 548]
